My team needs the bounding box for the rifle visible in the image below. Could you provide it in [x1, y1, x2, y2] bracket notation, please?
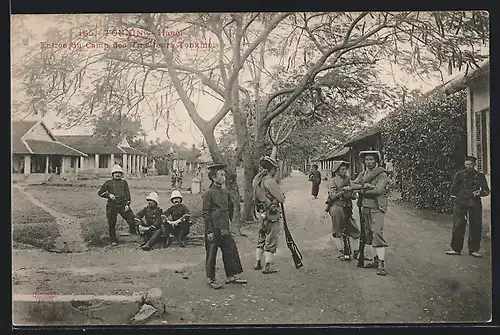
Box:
[355, 194, 366, 268]
[341, 207, 353, 260]
[280, 203, 303, 269]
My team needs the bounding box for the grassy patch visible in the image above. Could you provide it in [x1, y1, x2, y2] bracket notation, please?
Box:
[12, 188, 56, 225]
[12, 222, 60, 251]
[12, 188, 60, 250]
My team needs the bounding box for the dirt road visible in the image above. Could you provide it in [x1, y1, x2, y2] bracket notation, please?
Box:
[12, 171, 492, 324]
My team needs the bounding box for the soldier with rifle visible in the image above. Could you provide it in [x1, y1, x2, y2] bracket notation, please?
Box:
[252, 156, 286, 274]
[343, 151, 390, 276]
[202, 163, 247, 290]
[325, 161, 360, 261]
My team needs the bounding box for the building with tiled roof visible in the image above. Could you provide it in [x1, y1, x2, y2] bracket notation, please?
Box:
[12, 120, 87, 178]
[57, 135, 148, 175]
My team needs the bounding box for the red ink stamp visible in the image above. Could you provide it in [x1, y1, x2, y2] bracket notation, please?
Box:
[33, 278, 56, 303]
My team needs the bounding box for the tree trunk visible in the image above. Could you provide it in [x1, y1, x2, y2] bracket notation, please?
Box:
[241, 123, 268, 222]
[242, 150, 258, 222]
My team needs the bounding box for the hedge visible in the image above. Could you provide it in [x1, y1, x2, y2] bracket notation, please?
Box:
[381, 90, 467, 213]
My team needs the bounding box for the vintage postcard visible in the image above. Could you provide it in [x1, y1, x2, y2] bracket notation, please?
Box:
[11, 12, 491, 326]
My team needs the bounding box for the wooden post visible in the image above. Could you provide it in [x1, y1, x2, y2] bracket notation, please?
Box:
[94, 154, 99, 173]
[45, 155, 49, 174]
[24, 155, 31, 175]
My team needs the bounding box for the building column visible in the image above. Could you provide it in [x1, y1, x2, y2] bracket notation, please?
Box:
[75, 157, 79, 174]
[133, 155, 138, 174]
[80, 156, 85, 171]
[24, 155, 31, 175]
[61, 157, 66, 174]
[94, 154, 99, 173]
[110, 153, 115, 167]
[45, 155, 49, 174]
[122, 154, 127, 175]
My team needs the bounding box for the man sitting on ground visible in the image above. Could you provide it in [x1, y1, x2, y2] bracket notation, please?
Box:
[161, 190, 192, 248]
[135, 192, 163, 251]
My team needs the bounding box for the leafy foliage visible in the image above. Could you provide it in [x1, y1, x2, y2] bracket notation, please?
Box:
[93, 113, 145, 141]
[382, 90, 467, 213]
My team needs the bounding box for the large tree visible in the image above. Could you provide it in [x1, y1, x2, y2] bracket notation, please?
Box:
[13, 11, 489, 232]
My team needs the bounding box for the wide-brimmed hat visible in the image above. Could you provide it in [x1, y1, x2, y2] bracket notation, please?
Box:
[111, 164, 123, 175]
[359, 150, 382, 163]
[261, 155, 279, 168]
[170, 190, 183, 202]
[333, 161, 350, 174]
[146, 192, 159, 204]
[207, 163, 226, 170]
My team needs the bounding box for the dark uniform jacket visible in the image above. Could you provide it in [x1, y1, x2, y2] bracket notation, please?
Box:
[202, 184, 234, 234]
[450, 169, 490, 206]
[163, 203, 190, 221]
[98, 179, 132, 207]
[310, 170, 322, 185]
[136, 206, 163, 228]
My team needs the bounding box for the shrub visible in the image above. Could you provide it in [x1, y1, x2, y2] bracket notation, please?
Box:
[13, 222, 60, 251]
[80, 216, 110, 247]
[382, 90, 467, 213]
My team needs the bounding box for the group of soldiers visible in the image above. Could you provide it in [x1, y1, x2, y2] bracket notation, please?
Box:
[97, 164, 193, 250]
[97, 148, 490, 289]
[321, 151, 490, 277]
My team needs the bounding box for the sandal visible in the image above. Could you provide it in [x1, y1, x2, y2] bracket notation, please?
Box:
[262, 268, 279, 274]
[225, 278, 247, 284]
[208, 281, 223, 289]
[377, 268, 388, 276]
[338, 254, 346, 261]
[363, 261, 378, 269]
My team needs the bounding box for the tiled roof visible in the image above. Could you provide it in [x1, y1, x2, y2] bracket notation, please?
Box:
[25, 140, 85, 156]
[57, 135, 144, 155]
[343, 120, 384, 146]
[57, 135, 124, 154]
[12, 135, 31, 154]
[323, 147, 350, 160]
[12, 120, 38, 136]
[119, 146, 145, 155]
[311, 146, 350, 162]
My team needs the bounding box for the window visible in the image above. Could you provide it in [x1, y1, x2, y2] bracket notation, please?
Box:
[475, 109, 489, 174]
[99, 154, 109, 169]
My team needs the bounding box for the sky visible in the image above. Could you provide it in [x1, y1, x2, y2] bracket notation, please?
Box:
[11, 13, 477, 146]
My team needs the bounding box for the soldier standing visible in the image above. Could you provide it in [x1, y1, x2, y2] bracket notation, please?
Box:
[326, 161, 360, 261]
[203, 163, 247, 289]
[309, 164, 322, 199]
[98, 164, 137, 246]
[446, 156, 490, 258]
[346, 151, 389, 276]
[252, 156, 286, 274]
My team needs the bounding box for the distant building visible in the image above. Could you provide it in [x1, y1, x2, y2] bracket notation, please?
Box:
[57, 135, 148, 176]
[12, 120, 87, 181]
[310, 147, 351, 180]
